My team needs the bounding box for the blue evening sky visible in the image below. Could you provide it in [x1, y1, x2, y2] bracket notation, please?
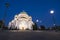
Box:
[0, 0, 60, 28]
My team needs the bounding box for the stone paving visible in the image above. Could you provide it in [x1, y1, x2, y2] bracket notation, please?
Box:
[0, 30, 60, 40]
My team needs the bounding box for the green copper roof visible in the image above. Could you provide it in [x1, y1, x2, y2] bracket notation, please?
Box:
[20, 10, 27, 14]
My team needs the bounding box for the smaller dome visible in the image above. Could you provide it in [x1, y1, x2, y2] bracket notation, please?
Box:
[11, 20, 14, 23]
[15, 15, 18, 18]
[20, 10, 27, 14]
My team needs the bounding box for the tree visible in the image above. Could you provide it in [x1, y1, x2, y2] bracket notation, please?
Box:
[40, 25, 45, 30]
[55, 26, 60, 30]
[33, 22, 38, 30]
[47, 27, 50, 30]
[0, 20, 3, 28]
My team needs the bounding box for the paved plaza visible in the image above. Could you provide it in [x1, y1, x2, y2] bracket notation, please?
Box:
[0, 30, 60, 40]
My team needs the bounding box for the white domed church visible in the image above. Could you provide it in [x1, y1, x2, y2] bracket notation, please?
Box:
[8, 11, 34, 30]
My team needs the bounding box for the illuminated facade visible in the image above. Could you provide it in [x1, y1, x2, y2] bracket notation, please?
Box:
[8, 11, 34, 30]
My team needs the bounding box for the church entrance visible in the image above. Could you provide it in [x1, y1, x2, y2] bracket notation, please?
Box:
[22, 27, 24, 30]
[18, 21, 28, 30]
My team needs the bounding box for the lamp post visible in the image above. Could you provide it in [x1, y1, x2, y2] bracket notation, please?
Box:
[36, 19, 39, 26]
[3, 2, 10, 26]
[50, 10, 56, 27]
[4, 2, 9, 20]
[1, 2, 10, 30]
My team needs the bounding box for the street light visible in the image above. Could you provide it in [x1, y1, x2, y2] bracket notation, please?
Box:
[50, 10, 56, 27]
[1, 2, 10, 29]
[40, 20, 42, 23]
[3, 2, 10, 20]
[36, 19, 39, 27]
[3, 2, 10, 26]
[50, 10, 54, 14]
[36, 19, 39, 22]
